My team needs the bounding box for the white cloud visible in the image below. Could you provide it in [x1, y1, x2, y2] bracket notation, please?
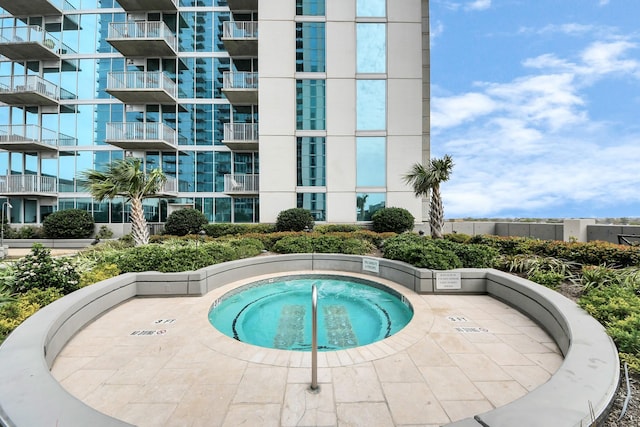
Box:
[599, 0, 610, 5]
[431, 20, 445, 45]
[465, 0, 491, 11]
[431, 37, 640, 217]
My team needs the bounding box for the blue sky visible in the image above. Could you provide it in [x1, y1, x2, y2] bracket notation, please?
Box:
[430, 0, 640, 219]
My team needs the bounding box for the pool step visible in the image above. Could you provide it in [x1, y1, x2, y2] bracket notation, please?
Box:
[324, 305, 358, 348]
[273, 305, 305, 349]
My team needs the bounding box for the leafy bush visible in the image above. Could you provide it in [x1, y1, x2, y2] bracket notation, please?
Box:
[371, 207, 414, 234]
[79, 263, 120, 288]
[275, 208, 315, 232]
[42, 209, 94, 239]
[528, 271, 565, 289]
[164, 208, 208, 236]
[271, 235, 314, 253]
[13, 225, 45, 239]
[97, 239, 263, 273]
[444, 233, 472, 244]
[314, 224, 363, 233]
[96, 225, 114, 239]
[13, 244, 80, 294]
[429, 239, 498, 268]
[382, 233, 462, 270]
[0, 287, 63, 343]
[203, 223, 275, 238]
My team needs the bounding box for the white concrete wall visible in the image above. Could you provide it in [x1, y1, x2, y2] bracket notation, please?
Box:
[258, 0, 428, 224]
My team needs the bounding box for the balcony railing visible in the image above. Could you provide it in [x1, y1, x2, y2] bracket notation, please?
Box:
[223, 21, 258, 39]
[223, 72, 258, 90]
[0, 124, 75, 151]
[0, 26, 74, 60]
[222, 72, 258, 105]
[106, 71, 177, 103]
[224, 173, 259, 194]
[0, 75, 75, 105]
[0, 175, 57, 195]
[223, 123, 258, 141]
[158, 176, 177, 195]
[105, 122, 177, 150]
[107, 21, 177, 56]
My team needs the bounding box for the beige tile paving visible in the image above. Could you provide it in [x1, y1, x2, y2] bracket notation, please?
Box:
[51, 271, 564, 426]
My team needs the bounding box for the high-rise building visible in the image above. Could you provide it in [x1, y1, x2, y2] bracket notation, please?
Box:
[0, 0, 429, 235]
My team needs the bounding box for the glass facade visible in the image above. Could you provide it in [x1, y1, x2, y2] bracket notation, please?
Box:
[296, 0, 325, 16]
[296, 80, 326, 130]
[296, 23, 325, 73]
[357, 80, 386, 130]
[297, 137, 326, 186]
[356, 137, 385, 187]
[297, 192, 326, 221]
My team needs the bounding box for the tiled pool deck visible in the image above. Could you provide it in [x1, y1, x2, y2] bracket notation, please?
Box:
[51, 272, 563, 427]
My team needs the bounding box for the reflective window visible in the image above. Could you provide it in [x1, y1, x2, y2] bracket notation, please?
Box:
[195, 197, 214, 222]
[357, 137, 385, 187]
[357, 80, 386, 130]
[296, 23, 325, 72]
[357, 0, 386, 17]
[356, 192, 385, 221]
[297, 193, 326, 221]
[297, 137, 326, 186]
[196, 151, 214, 192]
[215, 197, 231, 222]
[296, 80, 326, 130]
[214, 151, 231, 192]
[296, 0, 325, 15]
[357, 24, 386, 73]
[234, 197, 258, 222]
[178, 151, 195, 192]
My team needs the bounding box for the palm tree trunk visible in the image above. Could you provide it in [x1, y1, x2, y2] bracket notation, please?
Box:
[430, 186, 444, 239]
[130, 197, 149, 246]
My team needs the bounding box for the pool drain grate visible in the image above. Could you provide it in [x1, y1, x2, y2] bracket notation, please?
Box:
[324, 305, 358, 348]
[273, 305, 305, 349]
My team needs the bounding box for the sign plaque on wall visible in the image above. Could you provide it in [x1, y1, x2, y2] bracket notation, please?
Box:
[436, 272, 461, 290]
[362, 257, 380, 273]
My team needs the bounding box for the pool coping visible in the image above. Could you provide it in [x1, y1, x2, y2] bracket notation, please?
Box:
[0, 254, 620, 427]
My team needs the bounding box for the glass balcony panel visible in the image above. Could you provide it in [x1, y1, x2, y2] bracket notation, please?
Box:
[106, 71, 177, 104]
[0, 175, 57, 196]
[223, 173, 259, 195]
[105, 122, 177, 151]
[107, 21, 177, 57]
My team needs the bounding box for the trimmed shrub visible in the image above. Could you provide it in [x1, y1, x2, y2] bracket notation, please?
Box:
[96, 225, 114, 239]
[272, 235, 314, 253]
[42, 209, 94, 239]
[203, 223, 275, 238]
[444, 233, 472, 244]
[275, 208, 315, 232]
[382, 233, 462, 270]
[0, 288, 63, 343]
[528, 271, 564, 289]
[314, 224, 362, 233]
[371, 207, 414, 234]
[164, 208, 208, 236]
[430, 239, 498, 268]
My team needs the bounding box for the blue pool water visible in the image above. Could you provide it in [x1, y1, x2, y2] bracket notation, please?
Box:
[208, 275, 414, 351]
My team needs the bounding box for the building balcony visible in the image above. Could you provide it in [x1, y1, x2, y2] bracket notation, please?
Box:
[106, 71, 177, 104]
[223, 173, 259, 195]
[107, 21, 177, 57]
[0, 125, 75, 152]
[222, 21, 258, 57]
[115, 0, 178, 12]
[155, 176, 178, 197]
[105, 122, 177, 151]
[0, 0, 70, 16]
[0, 175, 57, 197]
[0, 26, 74, 60]
[226, 0, 257, 12]
[0, 75, 75, 106]
[223, 123, 258, 151]
[222, 72, 258, 105]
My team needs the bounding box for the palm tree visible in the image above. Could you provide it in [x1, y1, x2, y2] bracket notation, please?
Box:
[404, 154, 454, 239]
[81, 158, 166, 246]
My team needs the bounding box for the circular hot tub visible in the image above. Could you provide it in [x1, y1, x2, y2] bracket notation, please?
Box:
[208, 274, 414, 351]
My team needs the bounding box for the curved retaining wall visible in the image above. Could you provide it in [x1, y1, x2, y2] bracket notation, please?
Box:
[0, 254, 619, 427]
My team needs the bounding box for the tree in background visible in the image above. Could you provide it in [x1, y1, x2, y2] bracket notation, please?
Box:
[81, 158, 166, 246]
[404, 154, 454, 239]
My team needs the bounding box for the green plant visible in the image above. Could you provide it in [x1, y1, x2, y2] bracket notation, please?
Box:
[382, 233, 462, 270]
[42, 209, 94, 239]
[79, 263, 120, 287]
[314, 224, 363, 233]
[96, 225, 114, 239]
[15, 225, 45, 239]
[272, 235, 314, 253]
[528, 271, 565, 289]
[275, 208, 315, 232]
[371, 207, 415, 234]
[164, 208, 208, 236]
[12, 244, 80, 294]
[444, 233, 472, 244]
[0, 287, 63, 343]
[203, 223, 275, 237]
